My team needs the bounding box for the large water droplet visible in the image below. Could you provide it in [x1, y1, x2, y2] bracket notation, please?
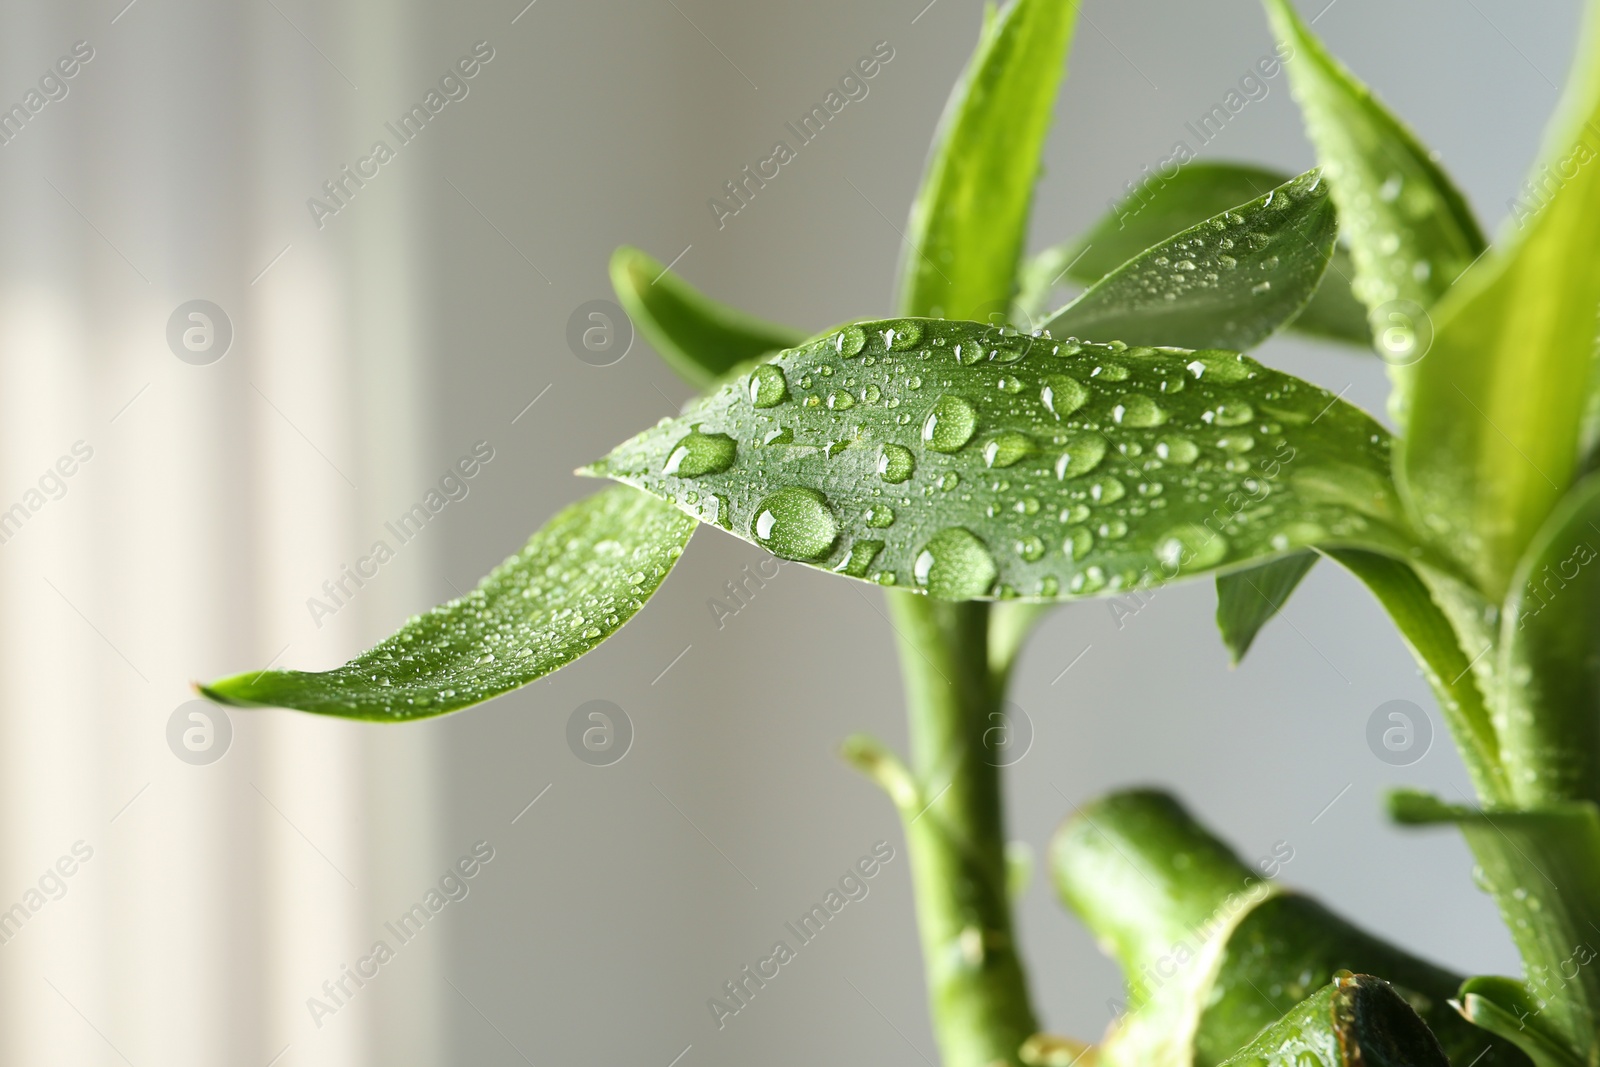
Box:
[663, 429, 736, 477]
[864, 504, 895, 528]
[828, 390, 856, 410]
[836, 325, 868, 358]
[1090, 476, 1126, 504]
[886, 320, 924, 350]
[1016, 535, 1045, 562]
[752, 487, 838, 560]
[750, 365, 788, 408]
[835, 539, 884, 577]
[1055, 434, 1108, 479]
[878, 444, 915, 483]
[1185, 350, 1253, 383]
[1042, 374, 1088, 418]
[1154, 524, 1228, 572]
[1208, 402, 1255, 427]
[923, 395, 977, 453]
[913, 527, 998, 598]
[1156, 435, 1199, 464]
[983, 432, 1034, 469]
[1112, 393, 1167, 428]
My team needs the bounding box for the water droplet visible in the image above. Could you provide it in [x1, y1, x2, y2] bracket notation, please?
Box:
[863, 383, 882, 404]
[752, 487, 838, 561]
[1186, 350, 1253, 383]
[828, 390, 856, 410]
[1155, 435, 1199, 464]
[1112, 393, 1168, 428]
[886, 320, 924, 350]
[1090, 477, 1126, 504]
[985, 326, 1033, 364]
[865, 505, 895, 528]
[836, 325, 868, 357]
[1098, 519, 1129, 540]
[1055, 435, 1108, 479]
[878, 444, 915, 483]
[913, 527, 998, 599]
[938, 471, 961, 491]
[663, 429, 736, 477]
[1042, 375, 1088, 418]
[1092, 362, 1131, 381]
[1217, 433, 1255, 453]
[997, 376, 1023, 394]
[907, 375, 923, 390]
[871, 571, 897, 586]
[923, 395, 978, 453]
[1252, 281, 1272, 295]
[835, 539, 884, 577]
[1154, 524, 1228, 572]
[1016, 535, 1045, 562]
[983, 432, 1034, 469]
[750, 365, 788, 408]
[1208, 402, 1255, 427]
[762, 426, 794, 446]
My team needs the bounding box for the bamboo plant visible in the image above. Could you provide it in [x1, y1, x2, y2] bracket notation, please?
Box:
[202, 1, 1600, 1065]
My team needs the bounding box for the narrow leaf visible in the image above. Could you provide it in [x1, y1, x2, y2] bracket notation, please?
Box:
[1264, 0, 1487, 424]
[1219, 977, 1450, 1067]
[586, 319, 1421, 602]
[1390, 791, 1600, 1064]
[1328, 549, 1506, 802]
[1051, 789, 1513, 1067]
[610, 245, 805, 389]
[1397, 0, 1600, 598]
[898, 0, 1081, 319]
[1214, 550, 1317, 665]
[1495, 473, 1600, 807]
[1041, 170, 1338, 352]
[200, 485, 696, 719]
[1458, 977, 1585, 1067]
[1018, 161, 1368, 345]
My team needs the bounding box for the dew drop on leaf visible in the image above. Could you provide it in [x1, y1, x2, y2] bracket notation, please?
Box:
[1155, 435, 1199, 464]
[878, 444, 915, 483]
[864, 504, 895, 528]
[913, 527, 997, 598]
[922, 394, 978, 453]
[750, 365, 788, 408]
[663, 429, 736, 477]
[752, 487, 838, 561]
[1112, 393, 1168, 428]
[1055, 435, 1108, 479]
[983, 432, 1034, 469]
[836, 325, 868, 357]
[1154, 524, 1228, 572]
[1042, 374, 1088, 418]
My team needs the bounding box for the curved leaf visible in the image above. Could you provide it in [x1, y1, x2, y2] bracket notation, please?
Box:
[1050, 789, 1514, 1067]
[586, 318, 1419, 601]
[1397, 0, 1600, 599]
[1458, 977, 1585, 1067]
[1496, 473, 1600, 808]
[1041, 170, 1338, 352]
[1264, 0, 1487, 425]
[200, 485, 695, 719]
[1214, 550, 1317, 665]
[1390, 791, 1600, 1065]
[1218, 976, 1450, 1067]
[1018, 161, 1368, 345]
[610, 245, 805, 389]
[898, 0, 1081, 320]
[1328, 549, 1507, 802]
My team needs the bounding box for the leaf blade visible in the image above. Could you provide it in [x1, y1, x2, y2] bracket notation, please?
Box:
[1041, 169, 1339, 352]
[1214, 550, 1318, 665]
[200, 485, 695, 719]
[587, 318, 1422, 601]
[1264, 0, 1487, 422]
[1018, 161, 1368, 346]
[610, 245, 805, 389]
[898, 0, 1081, 319]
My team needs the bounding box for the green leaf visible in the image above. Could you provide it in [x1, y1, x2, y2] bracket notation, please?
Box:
[1396, 0, 1600, 598]
[1389, 791, 1600, 1065]
[199, 485, 695, 720]
[1041, 170, 1338, 352]
[586, 318, 1421, 601]
[1017, 161, 1368, 346]
[1496, 473, 1600, 807]
[610, 245, 805, 389]
[1264, 0, 1487, 424]
[1214, 550, 1317, 665]
[1458, 977, 1585, 1067]
[898, 0, 1081, 320]
[1218, 976, 1450, 1067]
[1050, 789, 1514, 1067]
[1328, 549, 1507, 802]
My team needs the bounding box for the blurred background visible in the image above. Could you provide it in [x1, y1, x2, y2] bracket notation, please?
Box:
[0, 0, 1577, 1063]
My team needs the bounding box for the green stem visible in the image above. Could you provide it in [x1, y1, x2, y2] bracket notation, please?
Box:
[885, 591, 1038, 1067]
